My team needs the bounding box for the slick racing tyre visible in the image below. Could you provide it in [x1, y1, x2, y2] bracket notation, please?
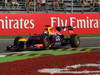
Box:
[70, 34, 80, 48]
[6, 45, 14, 52]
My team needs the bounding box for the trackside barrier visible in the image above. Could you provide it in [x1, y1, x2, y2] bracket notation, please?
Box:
[0, 13, 100, 35]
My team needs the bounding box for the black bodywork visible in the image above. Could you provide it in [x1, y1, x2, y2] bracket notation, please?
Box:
[6, 26, 80, 51]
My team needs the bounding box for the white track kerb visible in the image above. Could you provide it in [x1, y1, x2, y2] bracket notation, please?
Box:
[0, 51, 33, 57]
[0, 55, 6, 57]
[38, 64, 100, 74]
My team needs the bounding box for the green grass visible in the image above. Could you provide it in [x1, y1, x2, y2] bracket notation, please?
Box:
[0, 46, 99, 63]
[29, 50, 83, 55]
[0, 49, 91, 63]
[87, 46, 100, 48]
[0, 56, 33, 63]
[0, 34, 100, 39]
[79, 34, 100, 37]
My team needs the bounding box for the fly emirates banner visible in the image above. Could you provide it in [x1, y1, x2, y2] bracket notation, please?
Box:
[0, 13, 100, 35]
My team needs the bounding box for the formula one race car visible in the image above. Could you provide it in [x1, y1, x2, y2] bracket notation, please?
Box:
[6, 26, 80, 51]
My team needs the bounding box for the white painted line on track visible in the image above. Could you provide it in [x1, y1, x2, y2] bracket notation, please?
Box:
[0, 55, 6, 57]
[38, 64, 100, 74]
[0, 51, 34, 55]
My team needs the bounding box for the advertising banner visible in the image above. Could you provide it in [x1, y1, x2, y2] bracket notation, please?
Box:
[0, 13, 100, 35]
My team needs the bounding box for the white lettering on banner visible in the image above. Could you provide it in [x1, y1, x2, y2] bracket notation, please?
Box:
[51, 17, 100, 29]
[70, 17, 76, 28]
[0, 16, 100, 30]
[51, 17, 68, 27]
[51, 17, 57, 27]
[0, 16, 35, 29]
[38, 64, 100, 74]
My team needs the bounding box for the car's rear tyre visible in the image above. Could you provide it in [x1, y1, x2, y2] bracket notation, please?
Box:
[70, 34, 80, 48]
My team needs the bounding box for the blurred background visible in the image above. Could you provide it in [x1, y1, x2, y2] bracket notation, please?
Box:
[0, 0, 99, 13]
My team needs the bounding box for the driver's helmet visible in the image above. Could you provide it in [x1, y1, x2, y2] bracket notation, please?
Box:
[45, 25, 53, 34]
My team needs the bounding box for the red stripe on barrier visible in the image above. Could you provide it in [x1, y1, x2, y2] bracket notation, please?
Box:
[0, 13, 99, 35]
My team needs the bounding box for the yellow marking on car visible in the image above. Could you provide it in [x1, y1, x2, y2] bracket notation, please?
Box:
[18, 38, 28, 42]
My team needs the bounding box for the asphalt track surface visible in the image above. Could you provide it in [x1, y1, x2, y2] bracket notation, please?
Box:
[0, 37, 100, 52]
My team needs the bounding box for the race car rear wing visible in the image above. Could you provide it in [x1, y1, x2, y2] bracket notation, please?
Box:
[56, 26, 73, 31]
